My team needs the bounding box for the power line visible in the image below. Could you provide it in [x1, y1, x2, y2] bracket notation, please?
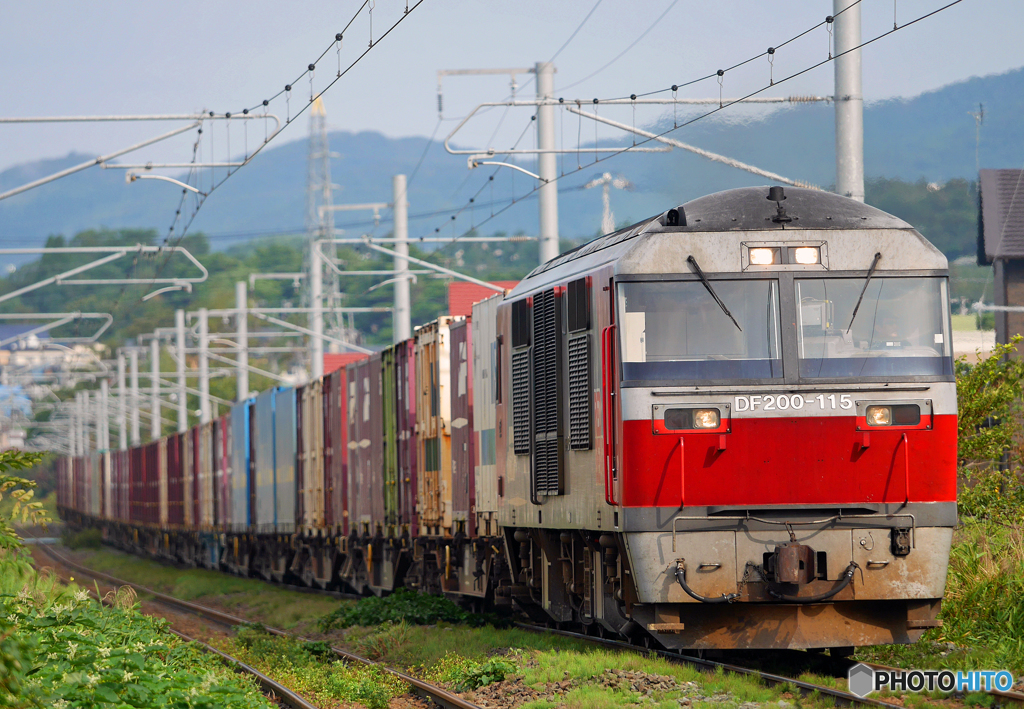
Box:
[548, 0, 605, 63]
[556, 0, 679, 93]
[413, 0, 964, 253]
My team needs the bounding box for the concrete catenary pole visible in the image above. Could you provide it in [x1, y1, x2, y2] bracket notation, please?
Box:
[129, 348, 140, 446]
[236, 281, 249, 402]
[198, 307, 211, 424]
[393, 174, 412, 343]
[175, 309, 187, 432]
[117, 351, 127, 450]
[150, 338, 161, 440]
[833, 0, 864, 202]
[99, 378, 109, 450]
[310, 246, 324, 379]
[535, 62, 560, 265]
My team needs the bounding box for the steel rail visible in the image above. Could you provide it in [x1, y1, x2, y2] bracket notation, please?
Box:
[43, 555, 318, 709]
[513, 622, 893, 708]
[38, 546, 481, 709]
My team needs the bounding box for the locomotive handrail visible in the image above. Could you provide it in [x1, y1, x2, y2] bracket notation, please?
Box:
[901, 432, 910, 506]
[679, 437, 685, 508]
[671, 511, 916, 553]
[601, 324, 618, 506]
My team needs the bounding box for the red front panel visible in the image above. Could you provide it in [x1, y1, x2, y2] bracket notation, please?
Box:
[621, 415, 957, 508]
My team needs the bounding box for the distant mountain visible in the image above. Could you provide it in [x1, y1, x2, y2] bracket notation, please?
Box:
[2, 66, 1021, 255]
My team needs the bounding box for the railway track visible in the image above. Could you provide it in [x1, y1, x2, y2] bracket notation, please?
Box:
[39, 544, 1024, 708]
[37, 545, 480, 709]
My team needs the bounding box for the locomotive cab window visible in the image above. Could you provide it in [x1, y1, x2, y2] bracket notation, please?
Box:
[795, 277, 952, 378]
[617, 279, 782, 382]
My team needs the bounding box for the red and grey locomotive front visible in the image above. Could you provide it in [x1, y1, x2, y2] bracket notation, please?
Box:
[497, 186, 955, 650]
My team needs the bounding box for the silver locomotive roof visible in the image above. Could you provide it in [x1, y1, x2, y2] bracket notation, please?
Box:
[511, 186, 925, 297]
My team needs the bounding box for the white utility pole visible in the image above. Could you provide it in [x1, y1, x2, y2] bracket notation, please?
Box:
[117, 352, 127, 450]
[129, 348, 140, 446]
[99, 379, 109, 450]
[236, 281, 249, 402]
[176, 309, 188, 432]
[535, 62, 560, 264]
[309, 248, 324, 379]
[198, 308, 211, 423]
[150, 338, 160, 440]
[833, 0, 864, 202]
[393, 174, 412, 343]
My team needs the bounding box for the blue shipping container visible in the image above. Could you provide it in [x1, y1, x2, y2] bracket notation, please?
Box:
[230, 398, 255, 532]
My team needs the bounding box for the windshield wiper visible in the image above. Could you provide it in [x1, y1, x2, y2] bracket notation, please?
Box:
[687, 255, 742, 331]
[846, 251, 882, 333]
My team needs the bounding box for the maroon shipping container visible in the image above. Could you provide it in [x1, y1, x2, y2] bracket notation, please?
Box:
[369, 354, 385, 530]
[216, 414, 232, 529]
[449, 319, 476, 536]
[323, 369, 347, 535]
[347, 356, 381, 535]
[129, 446, 145, 523]
[144, 440, 160, 525]
[192, 426, 201, 530]
[395, 339, 417, 532]
[167, 433, 185, 527]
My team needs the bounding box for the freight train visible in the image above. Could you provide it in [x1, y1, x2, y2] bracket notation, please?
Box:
[58, 186, 956, 650]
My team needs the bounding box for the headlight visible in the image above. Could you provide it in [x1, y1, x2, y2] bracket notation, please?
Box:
[693, 409, 720, 429]
[866, 405, 892, 426]
[792, 246, 820, 264]
[749, 248, 776, 265]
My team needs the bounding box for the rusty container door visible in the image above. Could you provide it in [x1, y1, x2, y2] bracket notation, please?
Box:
[182, 428, 194, 528]
[450, 318, 475, 536]
[396, 340, 417, 533]
[158, 438, 168, 526]
[382, 347, 398, 532]
[368, 353, 385, 533]
[167, 433, 184, 527]
[299, 380, 325, 533]
[415, 317, 456, 535]
[324, 369, 347, 535]
[101, 451, 111, 519]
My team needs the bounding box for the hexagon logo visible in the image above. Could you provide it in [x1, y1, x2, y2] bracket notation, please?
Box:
[848, 663, 875, 697]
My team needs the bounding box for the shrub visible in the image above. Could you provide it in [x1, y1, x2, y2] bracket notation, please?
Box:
[318, 587, 469, 632]
[61, 527, 103, 549]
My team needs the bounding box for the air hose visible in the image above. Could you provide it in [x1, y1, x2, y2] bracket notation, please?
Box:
[766, 561, 859, 604]
[674, 562, 740, 604]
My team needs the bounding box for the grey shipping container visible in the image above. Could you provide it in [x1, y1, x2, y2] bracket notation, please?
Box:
[254, 389, 277, 532]
[274, 387, 297, 534]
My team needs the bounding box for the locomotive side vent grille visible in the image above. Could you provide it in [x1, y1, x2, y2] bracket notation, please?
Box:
[532, 288, 564, 496]
[568, 334, 592, 450]
[511, 350, 531, 455]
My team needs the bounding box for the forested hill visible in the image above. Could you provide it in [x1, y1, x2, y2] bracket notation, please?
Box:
[0, 66, 1019, 252]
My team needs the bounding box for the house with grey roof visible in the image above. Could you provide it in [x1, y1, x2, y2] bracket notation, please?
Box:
[977, 168, 1024, 348]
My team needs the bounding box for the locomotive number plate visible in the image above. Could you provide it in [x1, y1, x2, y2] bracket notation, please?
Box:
[733, 393, 854, 412]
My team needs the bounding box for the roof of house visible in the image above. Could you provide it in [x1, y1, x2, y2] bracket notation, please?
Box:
[323, 352, 367, 374]
[447, 281, 518, 317]
[978, 169, 1024, 264]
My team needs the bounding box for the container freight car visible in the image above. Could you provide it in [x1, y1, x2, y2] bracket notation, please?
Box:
[60, 186, 958, 653]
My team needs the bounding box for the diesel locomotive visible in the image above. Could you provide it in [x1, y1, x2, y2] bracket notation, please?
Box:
[58, 185, 956, 650]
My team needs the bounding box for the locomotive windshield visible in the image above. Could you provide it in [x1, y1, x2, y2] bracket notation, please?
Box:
[796, 277, 952, 377]
[617, 280, 782, 381]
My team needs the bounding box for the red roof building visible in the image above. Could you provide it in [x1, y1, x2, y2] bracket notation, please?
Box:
[447, 281, 517, 318]
[324, 352, 368, 373]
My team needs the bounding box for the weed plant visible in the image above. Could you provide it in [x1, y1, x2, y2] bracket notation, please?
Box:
[1, 450, 271, 708]
[61, 527, 102, 550]
[318, 587, 480, 631]
[226, 623, 407, 709]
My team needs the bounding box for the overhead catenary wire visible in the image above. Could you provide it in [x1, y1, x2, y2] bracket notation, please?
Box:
[411, 0, 964, 253]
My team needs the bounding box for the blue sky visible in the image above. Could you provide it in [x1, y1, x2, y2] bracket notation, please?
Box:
[2, 0, 1020, 173]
